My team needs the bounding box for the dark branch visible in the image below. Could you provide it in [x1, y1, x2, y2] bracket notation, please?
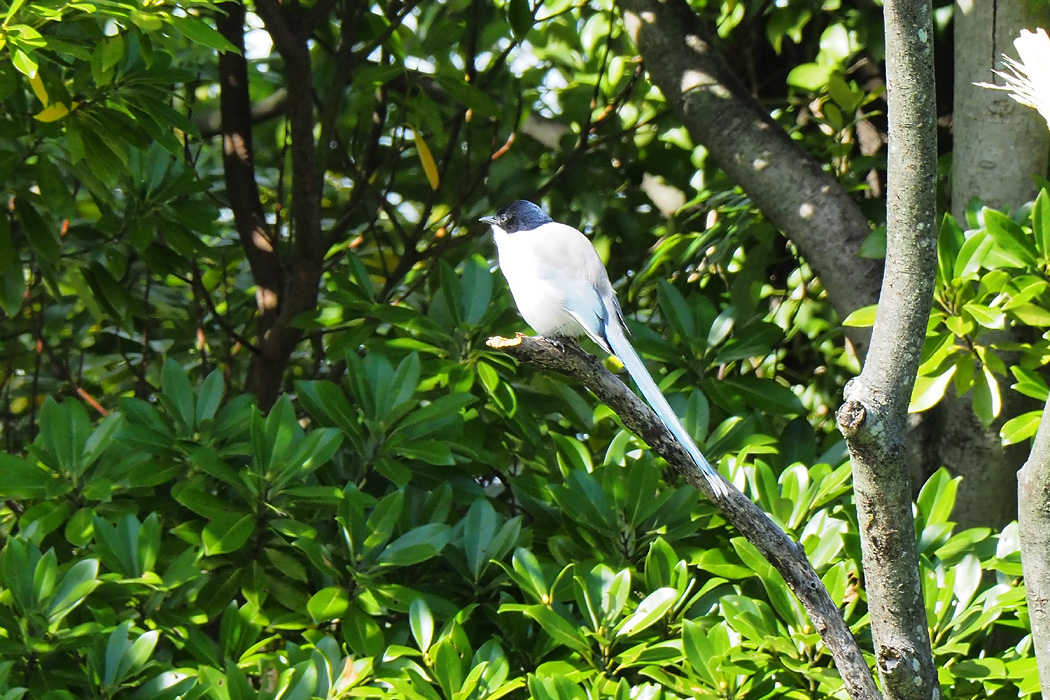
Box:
[216, 2, 283, 341]
[248, 0, 327, 409]
[616, 0, 880, 352]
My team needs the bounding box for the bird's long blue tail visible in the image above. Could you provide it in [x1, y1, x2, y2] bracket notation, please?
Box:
[603, 319, 729, 499]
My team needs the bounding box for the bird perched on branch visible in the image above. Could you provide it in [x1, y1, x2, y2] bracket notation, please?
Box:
[481, 199, 728, 499]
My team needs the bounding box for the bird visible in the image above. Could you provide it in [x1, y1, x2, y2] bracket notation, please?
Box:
[481, 199, 729, 499]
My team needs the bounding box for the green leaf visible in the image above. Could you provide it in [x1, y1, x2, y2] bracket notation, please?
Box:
[376, 523, 451, 567]
[100, 33, 124, 71]
[508, 0, 534, 38]
[39, 398, 92, 477]
[972, 363, 1001, 425]
[104, 621, 134, 686]
[307, 587, 350, 623]
[394, 438, 455, 465]
[393, 392, 475, 438]
[1033, 188, 1050, 259]
[1000, 410, 1042, 445]
[295, 380, 364, 444]
[916, 468, 960, 530]
[196, 369, 225, 424]
[1010, 366, 1049, 401]
[409, 597, 434, 652]
[723, 376, 803, 415]
[656, 279, 696, 342]
[963, 303, 1005, 329]
[937, 214, 964, 283]
[33, 548, 57, 602]
[0, 256, 26, 316]
[575, 564, 629, 631]
[344, 605, 385, 659]
[46, 558, 100, 625]
[682, 619, 719, 684]
[169, 14, 238, 53]
[460, 255, 494, 326]
[711, 320, 783, 364]
[462, 499, 497, 581]
[643, 537, 679, 591]
[858, 226, 886, 259]
[614, 587, 677, 638]
[982, 208, 1037, 269]
[160, 359, 195, 430]
[786, 62, 832, 90]
[77, 111, 131, 165]
[17, 197, 60, 264]
[4, 0, 27, 23]
[202, 514, 254, 556]
[841, 304, 877, 327]
[909, 366, 956, 413]
[509, 548, 549, 602]
[698, 548, 753, 579]
[67, 267, 105, 323]
[105, 621, 159, 686]
[721, 595, 775, 643]
[518, 605, 591, 654]
[360, 489, 402, 558]
[954, 230, 993, 280]
[12, 48, 38, 78]
[0, 454, 50, 498]
[1009, 302, 1050, 326]
[65, 507, 95, 548]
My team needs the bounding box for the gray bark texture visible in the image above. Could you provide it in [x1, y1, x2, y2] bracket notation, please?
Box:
[489, 334, 881, 700]
[616, 0, 882, 347]
[944, 0, 1050, 532]
[837, 1, 938, 699]
[1019, 402, 1050, 696]
[953, 0, 1050, 221]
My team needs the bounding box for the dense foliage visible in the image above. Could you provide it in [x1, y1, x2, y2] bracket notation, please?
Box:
[0, 0, 1038, 698]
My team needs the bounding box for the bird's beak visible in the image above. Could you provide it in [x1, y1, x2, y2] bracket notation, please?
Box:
[479, 215, 497, 225]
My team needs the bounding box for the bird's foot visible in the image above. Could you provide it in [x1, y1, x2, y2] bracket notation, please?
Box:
[546, 335, 571, 353]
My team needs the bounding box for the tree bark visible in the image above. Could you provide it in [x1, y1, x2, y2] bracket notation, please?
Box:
[1019, 400, 1050, 695]
[246, 0, 328, 410]
[216, 3, 283, 345]
[952, 0, 1049, 220]
[616, 0, 882, 346]
[941, 0, 1050, 530]
[836, 1, 938, 699]
[490, 334, 881, 700]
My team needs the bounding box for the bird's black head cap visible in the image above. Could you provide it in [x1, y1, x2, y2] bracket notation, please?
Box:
[480, 200, 552, 234]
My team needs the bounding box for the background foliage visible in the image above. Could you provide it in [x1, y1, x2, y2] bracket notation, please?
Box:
[0, 0, 1038, 697]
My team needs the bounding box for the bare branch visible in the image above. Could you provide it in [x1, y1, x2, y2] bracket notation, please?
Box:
[836, 1, 938, 698]
[489, 334, 881, 700]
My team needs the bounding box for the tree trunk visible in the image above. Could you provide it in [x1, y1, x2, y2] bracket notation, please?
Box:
[943, 0, 1050, 529]
[1019, 407, 1050, 695]
[953, 0, 1049, 220]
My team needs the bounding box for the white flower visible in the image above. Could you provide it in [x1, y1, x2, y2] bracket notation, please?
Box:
[975, 27, 1050, 129]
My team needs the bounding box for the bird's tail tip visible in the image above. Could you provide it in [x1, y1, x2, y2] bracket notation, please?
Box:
[705, 471, 730, 500]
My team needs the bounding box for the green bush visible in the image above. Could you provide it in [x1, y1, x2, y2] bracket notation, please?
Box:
[0, 349, 1031, 699]
[0, 2, 1039, 697]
